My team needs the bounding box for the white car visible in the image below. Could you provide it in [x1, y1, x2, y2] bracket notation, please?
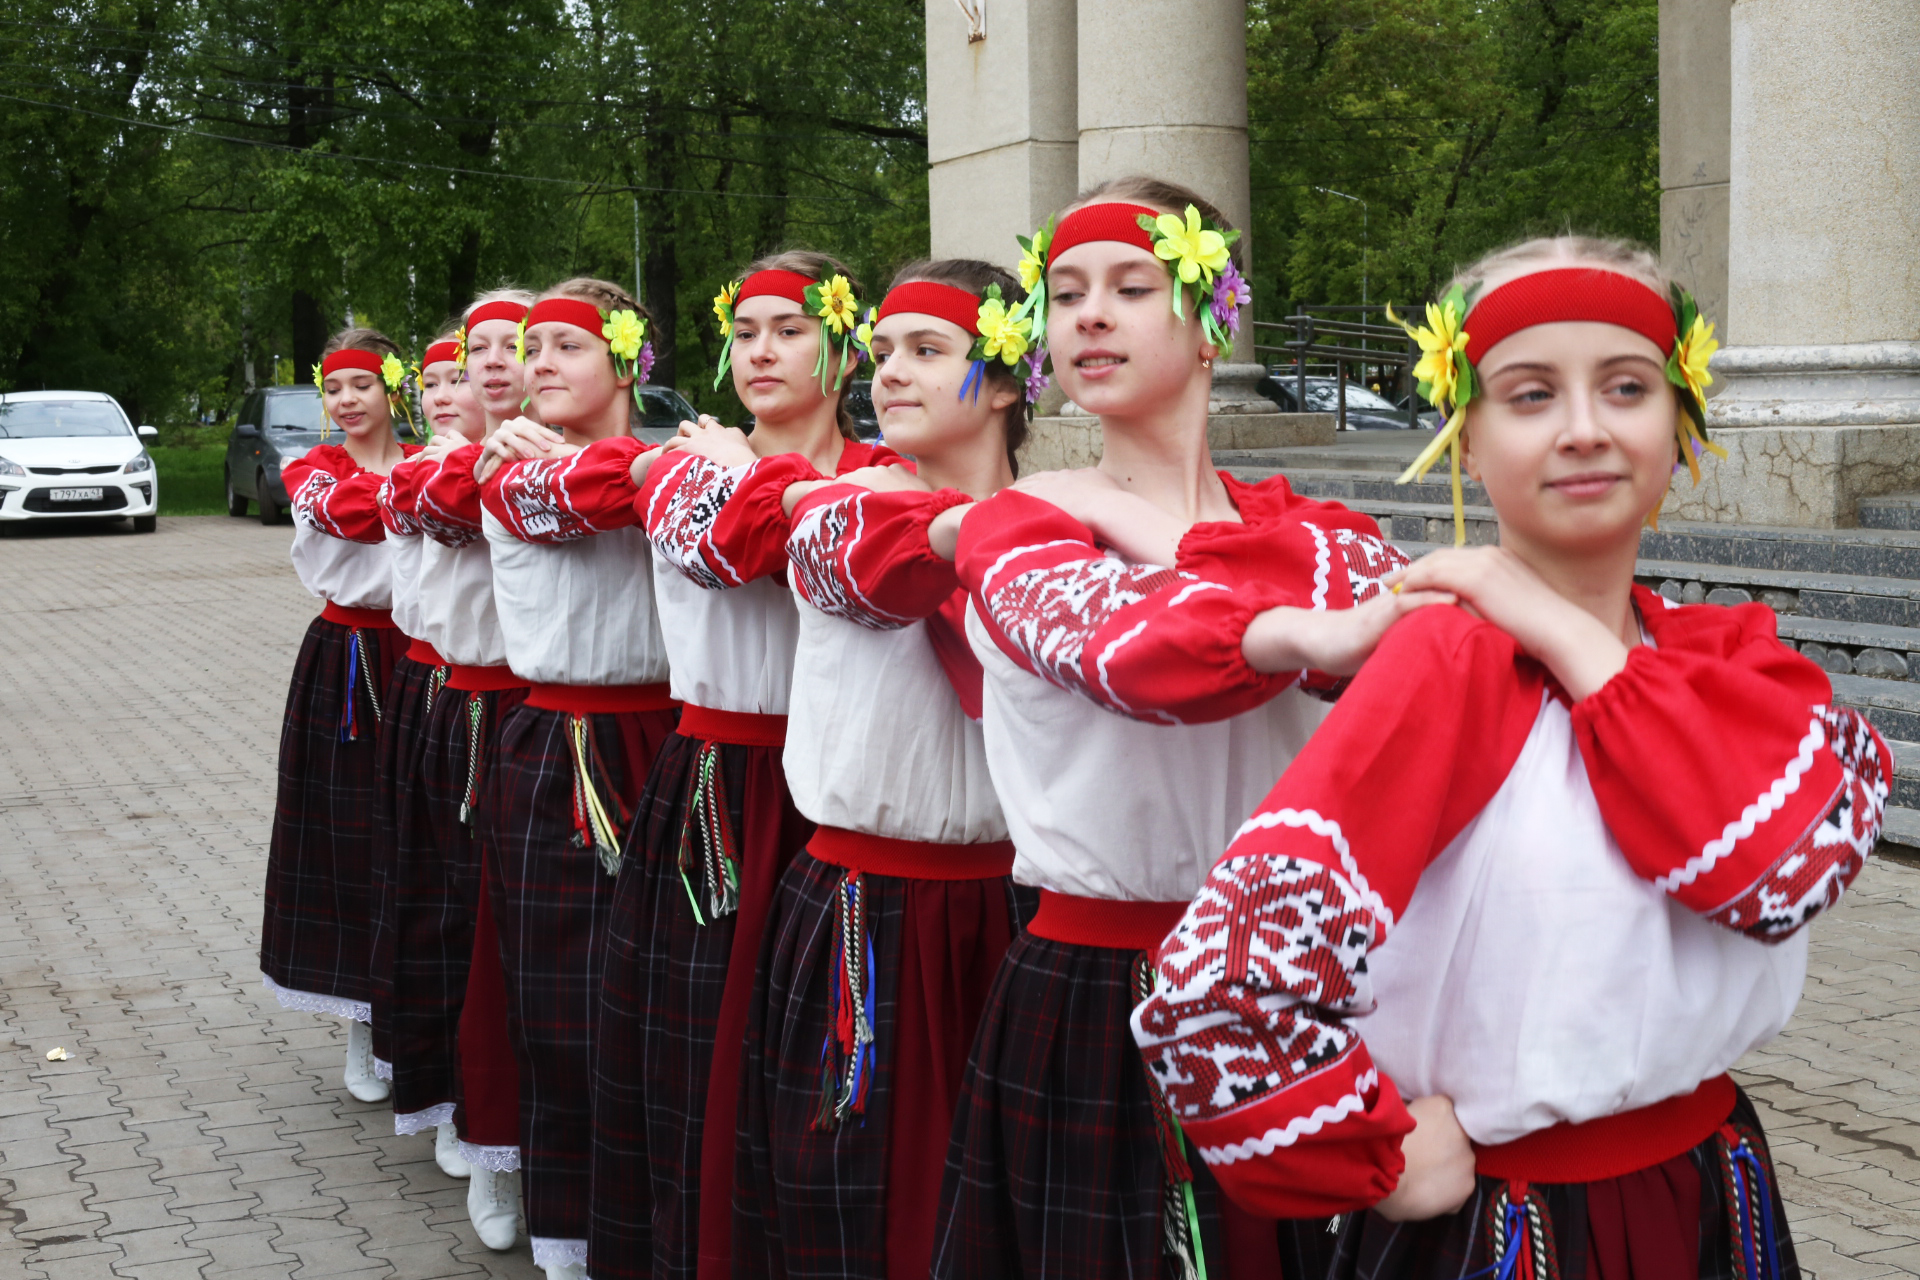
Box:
[0, 391, 160, 532]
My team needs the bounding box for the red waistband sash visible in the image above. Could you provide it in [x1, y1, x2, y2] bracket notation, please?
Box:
[1472, 1073, 1737, 1184]
[321, 602, 397, 629]
[406, 638, 446, 666]
[446, 664, 531, 693]
[524, 682, 677, 714]
[1027, 890, 1188, 950]
[808, 826, 1016, 882]
[677, 703, 788, 748]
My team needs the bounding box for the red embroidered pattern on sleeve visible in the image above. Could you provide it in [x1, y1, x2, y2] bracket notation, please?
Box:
[415, 481, 481, 548]
[786, 490, 916, 629]
[292, 469, 349, 539]
[495, 454, 600, 543]
[376, 475, 421, 538]
[1703, 705, 1887, 941]
[643, 454, 746, 589]
[978, 549, 1191, 706]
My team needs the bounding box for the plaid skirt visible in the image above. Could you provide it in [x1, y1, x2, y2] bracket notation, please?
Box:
[491, 701, 678, 1244]
[931, 931, 1291, 1280]
[386, 683, 526, 1127]
[734, 850, 1030, 1280]
[456, 844, 523, 1162]
[261, 616, 402, 1012]
[368, 655, 440, 1080]
[1327, 1086, 1800, 1280]
[588, 732, 813, 1280]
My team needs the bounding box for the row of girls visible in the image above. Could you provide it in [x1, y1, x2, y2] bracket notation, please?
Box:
[257, 169, 1891, 1280]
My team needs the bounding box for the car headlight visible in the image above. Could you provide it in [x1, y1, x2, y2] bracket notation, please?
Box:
[0, 456, 23, 477]
[123, 452, 153, 473]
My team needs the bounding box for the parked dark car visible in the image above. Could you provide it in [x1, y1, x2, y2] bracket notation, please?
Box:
[1257, 372, 1439, 431]
[844, 380, 881, 441]
[632, 386, 702, 444]
[224, 387, 329, 524]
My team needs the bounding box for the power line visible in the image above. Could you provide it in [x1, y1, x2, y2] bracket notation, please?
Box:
[0, 90, 866, 202]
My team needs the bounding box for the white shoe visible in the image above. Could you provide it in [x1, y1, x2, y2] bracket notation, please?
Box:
[343, 1020, 390, 1103]
[434, 1123, 472, 1179]
[467, 1167, 520, 1251]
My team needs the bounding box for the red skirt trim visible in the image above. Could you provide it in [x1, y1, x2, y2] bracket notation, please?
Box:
[1473, 1073, 1737, 1183]
[524, 681, 677, 714]
[808, 826, 1016, 881]
[678, 703, 788, 748]
[1026, 890, 1187, 950]
[321, 601, 397, 629]
[407, 638, 445, 666]
[446, 663, 530, 692]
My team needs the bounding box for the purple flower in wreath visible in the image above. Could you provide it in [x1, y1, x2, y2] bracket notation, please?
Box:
[1211, 261, 1251, 335]
[637, 340, 656, 384]
[1023, 349, 1051, 404]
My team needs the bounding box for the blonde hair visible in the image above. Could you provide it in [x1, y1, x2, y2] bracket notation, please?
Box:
[1061, 175, 1241, 267]
[1449, 235, 1670, 300]
[538, 276, 648, 320]
[320, 327, 401, 361]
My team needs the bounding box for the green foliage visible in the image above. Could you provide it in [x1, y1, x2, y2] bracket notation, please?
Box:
[0, 0, 930, 427]
[149, 444, 228, 515]
[1246, 0, 1659, 318]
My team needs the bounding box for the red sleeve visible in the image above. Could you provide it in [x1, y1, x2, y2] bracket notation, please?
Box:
[1129, 606, 1542, 1218]
[639, 450, 820, 588]
[786, 484, 972, 627]
[481, 435, 649, 543]
[415, 443, 488, 547]
[285, 444, 389, 544]
[953, 489, 1307, 724]
[376, 457, 427, 537]
[1574, 587, 1889, 942]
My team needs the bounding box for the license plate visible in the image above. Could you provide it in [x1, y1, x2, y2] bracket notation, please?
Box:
[50, 487, 104, 502]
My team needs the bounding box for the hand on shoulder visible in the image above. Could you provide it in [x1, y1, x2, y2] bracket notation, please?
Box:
[662, 414, 756, 468]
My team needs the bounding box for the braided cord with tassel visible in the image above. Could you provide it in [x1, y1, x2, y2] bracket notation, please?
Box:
[1133, 954, 1207, 1280]
[813, 871, 876, 1130]
[566, 715, 628, 876]
[675, 743, 740, 924]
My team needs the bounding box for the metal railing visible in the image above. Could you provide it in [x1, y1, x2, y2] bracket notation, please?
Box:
[1251, 304, 1423, 432]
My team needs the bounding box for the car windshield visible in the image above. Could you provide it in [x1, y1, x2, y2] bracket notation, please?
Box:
[1299, 381, 1403, 413]
[0, 399, 129, 438]
[267, 393, 325, 430]
[638, 388, 694, 432]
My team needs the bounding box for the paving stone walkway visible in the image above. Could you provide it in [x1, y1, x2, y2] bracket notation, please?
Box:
[3, 514, 1920, 1278]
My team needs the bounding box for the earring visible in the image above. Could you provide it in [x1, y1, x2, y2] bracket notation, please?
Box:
[1202, 356, 1214, 370]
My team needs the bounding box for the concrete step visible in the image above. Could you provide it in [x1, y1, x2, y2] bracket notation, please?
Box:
[1889, 739, 1920, 811]
[1772, 616, 1920, 680]
[1881, 804, 1920, 854]
[1240, 464, 1492, 510]
[1859, 493, 1920, 531]
[1830, 673, 1920, 742]
[1635, 560, 1920, 630]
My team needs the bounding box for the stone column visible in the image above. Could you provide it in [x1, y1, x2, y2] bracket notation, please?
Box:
[1074, 0, 1252, 269]
[1665, 0, 1920, 528]
[926, 0, 1080, 267]
[1658, 0, 1730, 338]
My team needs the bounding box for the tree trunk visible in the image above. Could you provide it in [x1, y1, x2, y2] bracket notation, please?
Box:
[292, 289, 328, 377]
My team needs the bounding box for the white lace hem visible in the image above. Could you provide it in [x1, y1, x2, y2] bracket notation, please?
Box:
[531, 1237, 588, 1269]
[394, 1102, 456, 1136]
[460, 1142, 522, 1172]
[262, 975, 371, 1022]
[373, 1056, 394, 1081]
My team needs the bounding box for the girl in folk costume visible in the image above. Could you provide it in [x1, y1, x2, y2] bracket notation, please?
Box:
[262, 328, 422, 1103]
[367, 326, 483, 1178]
[474, 277, 676, 1280]
[590, 250, 897, 1280]
[390, 293, 540, 1250]
[931, 177, 1438, 1280]
[732, 259, 1044, 1280]
[1130, 238, 1891, 1279]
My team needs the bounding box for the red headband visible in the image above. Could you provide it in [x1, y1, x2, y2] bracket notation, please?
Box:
[421, 341, 459, 368]
[735, 269, 816, 308]
[467, 300, 529, 330]
[1046, 202, 1159, 268]
[321, 349, 385, 378]
[1464, 268, 1677, 366]
[876, 281, 982, 337]
[526, 297, 606, 336]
